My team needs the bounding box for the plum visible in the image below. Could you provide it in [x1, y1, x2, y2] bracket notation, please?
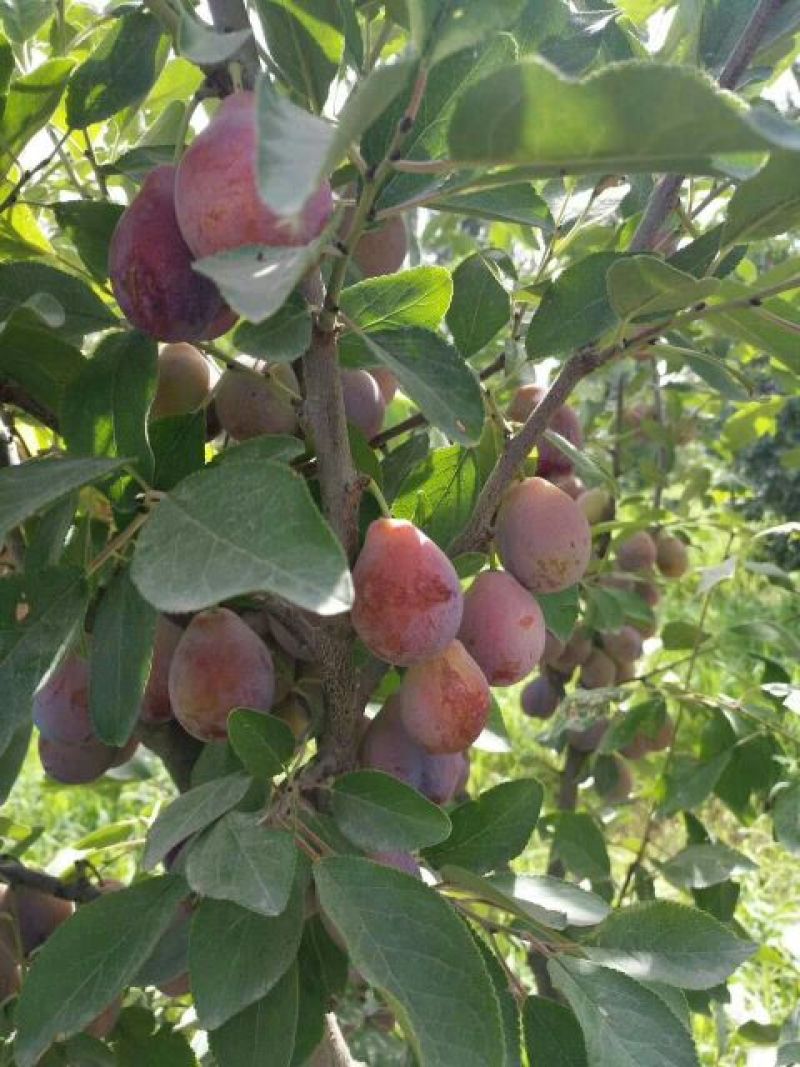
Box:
[656, 534, 689, 578]
[175, 91, 333, 258]
[168, 607, 275, 741]
[341, 368, 386, 439]
[151, 342, 220, 419]
[457, 570, 545, 686]
[577, 487, 614, 525]
[552, 627, 593, 675]
[506, 385, 583, 477]
[550, 474, 585, 500]
[541, 630, 565, 667]
[420, 751, 469, 806]
[4, 886, 73, 954]
[214, 361, 299, 439]
[353, 215, 408, 278]
[39, 735, 118, 785]
[33, 654, 92, 744]
[109, 164, 235, 342]
[600, 626, 643, 665]
[579, 649, 618, 690]
[495, 478, 591, 594]
[370, 368, 398, 405]
[567, 717, 609, 753]
[398, 639, 490, 755]
[85, 999, 121, 1039]
[616, 531, 657, 572]
[615, 659, 637, 683]
[140, 616, 183, 724]
[351, 518, 463, 666]
[621, 716, 674, 759]
[520, 673, 564, 720]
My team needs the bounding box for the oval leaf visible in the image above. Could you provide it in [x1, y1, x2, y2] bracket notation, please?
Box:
[332, 770, 451, 852]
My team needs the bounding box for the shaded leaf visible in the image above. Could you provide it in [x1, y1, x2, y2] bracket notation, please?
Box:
[332, 769, 451, 851]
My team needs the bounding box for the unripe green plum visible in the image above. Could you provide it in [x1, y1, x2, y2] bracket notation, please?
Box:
[579, 648, 617, 689]
[594, 754, 633, 803]
[353, 215, 408, 278]
[600, 626, 643, 665]
[140, 616, 183, 724]
[567, 717, 609, 753]
[151, 342, 220, 419]
[33, 654, 92, 744]
[495, 478, 591, 594]
[458, 570, 545, 686]
[109, 165, 235, 342]
[656, 534, 689, 578]
[552, 627, 593, 675]
[214, 362, 299, 440]
[398, 639, 490, 755]
[520, 673, 564, 720]
[168, 607, 275, 742]
[341, 368, 386, 439]
[616, 531, 657, 572]
[577, 487, 614, 525]
[370, 368, 398, 404]
[175, 92, 333, 258]
[39, 735, 118, 785]
[351, 518, 463, 666]
[506, 385, 583, 477]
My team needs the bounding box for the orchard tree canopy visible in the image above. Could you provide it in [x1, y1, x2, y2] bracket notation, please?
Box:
[0, 0, 799, 1063]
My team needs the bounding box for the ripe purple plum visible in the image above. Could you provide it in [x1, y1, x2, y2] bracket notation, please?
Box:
[495, 478, 591, 594]
[39, 735, 118, 785]
[33, 654, 92, 744]
[458, 570, 546, 686]
[140, 616, 183, 724]
[579, 649, 618, 690]
[506, 384, 583, 477]
[420, 751, 469, 806]
[656, 534, 689, 578]
[520, 673, 564, 720]
[341, 368, 386, 439]
[617, 531, 657, 572]
[351, 518, 463, 666]
[567, 717, 609, 753]
[109, 165, 235, 342]
[600, 626, 643, 665]
[399, 640, 490, 755]
[168, 607, 275, 742]
[370, 368, 398, 405]
[214, 362, 299, 440]
[151, 342, 220, 419]
[175, 92, 333, 258]
[353, 215, 408, 278]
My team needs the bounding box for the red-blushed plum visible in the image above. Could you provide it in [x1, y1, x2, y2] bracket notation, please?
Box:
[351, 518, 463, 666]
[506, 385, 583, 477]
[174, 92, 332, 258]
[656, 534, 689, 578]
[577, 487, 614, 525]
[371, 851, 421, 878]
[600, 626, 644, 665]
[635, 578, 662, 609]
[370, 368, 398, 405]
[567, 717, 609, 753]
[550, 474, 585, 500]
[39, 735, 119, 785]
[420, 751, 469, 806]
[579, 648, 618, 690]
[168, 607, 275, 742]
[353, 215, 408, 278]
[33, 654, 92, 744]
[214, 362, 299, 440]
[552, 627, 593, 675]
[520, 673, 564, 720]
[458, 570, 546, 686]
[341, 368, 386, 439]
[495, 478, 591, 594]
[109, 165, 235, 342]
[398, 640, 490, 755]
[140, 616, 183, 725]
[151, 342, 220, 419]
[617, 530, 657, 572]
[3, 886, 73, 955]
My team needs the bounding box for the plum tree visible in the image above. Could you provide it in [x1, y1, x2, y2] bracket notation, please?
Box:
[33, 654, 92, 744]
[140, 616, 183, 724]
[617, 531, 657, 572]
[457, 570, 546, 686]
[506, 385, 583, 477]
[109, 165, 235, 342]
[398, 640, 490, 754]
[351, 518, 463, 665]
[214, 362, 299, 439]
[151, 343, 220, 420]
[579, 648, 617, 689]
[370, 368, 398, 404]
[352, 216, 408, 278]
[520, 673, 564, 719]
[168, 607, 275, 741]
[38, 735, 119, 784]
[495, 478, 592, 594]
[656, 533, 689, 578]
[174, 92, 333, 258]
[600, 626, 644, 665]
[341, 368, 386, 439]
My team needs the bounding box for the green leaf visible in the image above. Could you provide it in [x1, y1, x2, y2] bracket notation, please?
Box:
[526, 252, 621, 359]
[659, 844, 757, 889]
[340, 266, 454, 337]
[706, 282, 800, 375]
[425, 779, 543, 873]
[0, 59, 74, 168]
[332, 769, 451, 851]
[469, 930, 522, 1067]
[430, 0, 524, 64]
[0, 721, 31, 804]
[352, 327, 484, 446]
[774, 781, 800, 855]
[177, 12, 252, 63]
[0, 456, 123, 547]
[15, 876, 186, 1067]
[211, 435, 306, 468]
[723, 150, 800, 245]
[53, 201, 124, 283]
[585, 901, 756, 990]
[606, 257, 720, 321]
[227, 708, 296, 779]
[549, 958, 700, 1067]
[66, 11, 164, 128]
[314, 855, 505, 1066]
[190, 874, 305, 1030]
[536, 587, 581, 642]
[89, 568, 157, 746]
[448, 59, 800, 174]
[523, 996, 587, 1067]
[393, 445, 479, 549]
[0, 33, 10, 91]
[150, 411, 206, 491]
[61, 332, 157, 481]
[430, 182, 553, 229]
[0, 318, 85, 415]
[210, 962, 298, 1067]
[186, 813, 297, 916]
[253, 0, 343, 113]
[131, 458, 353, 616]
[660, 752, 733, 817]
[232, 291, 312, 363]
[550, 812, 611, 884]
[660, 620, 709, 651]
[0, 0, 53, 42]
[447, 252, 511, 358]
[143, 771, 251, 870]
[488, 871, 610, 928]
[0, 261, 116, 341]
[442, 864, 566, 930]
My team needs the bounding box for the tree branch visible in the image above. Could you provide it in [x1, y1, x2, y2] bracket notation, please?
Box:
[310, 1014, 365, 1067]
[205, 0, 261, 90]
[0, 857, 101, 903]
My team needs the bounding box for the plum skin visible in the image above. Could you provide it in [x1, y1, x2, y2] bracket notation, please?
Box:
[151, 343, 220, 420]
[33, 654, 92, 744]
[458, 570, 546, 687]
[214, 362, 299, 440]
[341, 368, 386, 440]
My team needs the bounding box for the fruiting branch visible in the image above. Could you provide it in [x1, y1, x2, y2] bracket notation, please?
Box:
[0, 857, 101, 903]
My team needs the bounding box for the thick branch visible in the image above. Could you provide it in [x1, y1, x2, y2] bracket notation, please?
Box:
[0, 857, 101, 902]
[310, 1014, 364, 1067]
